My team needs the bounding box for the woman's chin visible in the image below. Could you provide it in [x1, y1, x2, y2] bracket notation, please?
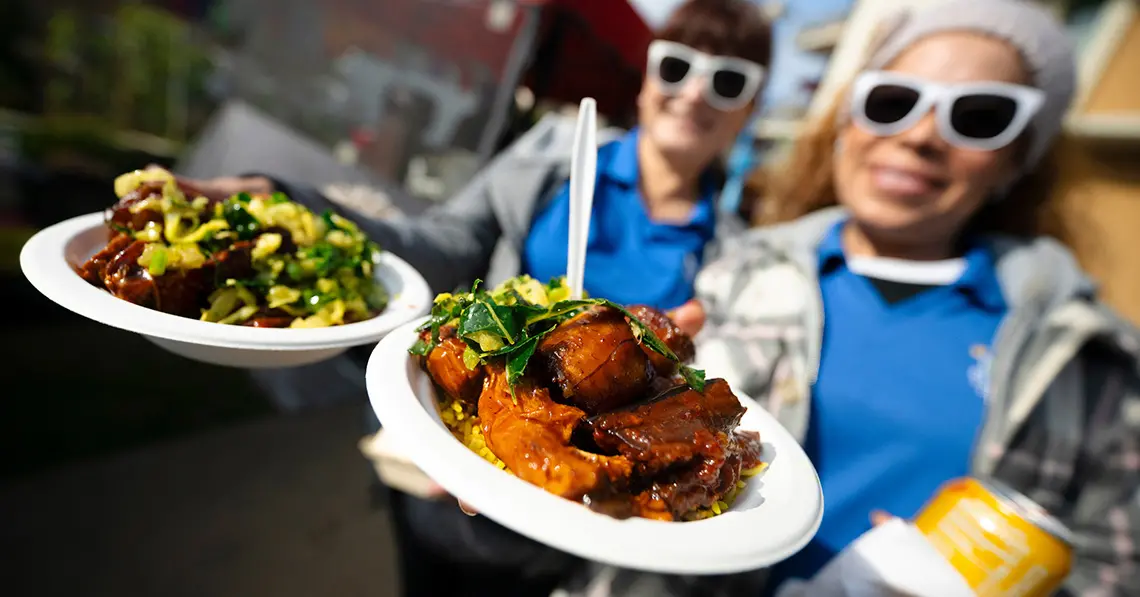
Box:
[646, 127, 710, 156]
[849, 202, 932, 239]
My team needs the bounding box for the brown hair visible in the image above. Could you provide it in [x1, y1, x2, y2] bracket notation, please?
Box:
[749, 94, 1076, 247]
[657, 0, 773, 68]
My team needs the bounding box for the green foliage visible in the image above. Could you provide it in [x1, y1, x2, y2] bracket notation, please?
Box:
[39, 5, 216, 142]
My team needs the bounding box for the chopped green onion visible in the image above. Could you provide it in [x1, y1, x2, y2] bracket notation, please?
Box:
[147, 246, 168, 276]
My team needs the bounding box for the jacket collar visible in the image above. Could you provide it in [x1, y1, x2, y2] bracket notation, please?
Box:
[747, 206, 1097, 313]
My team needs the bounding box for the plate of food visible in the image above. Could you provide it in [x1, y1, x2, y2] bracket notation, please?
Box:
[20, 166, 431, 368]
[366, 276, 824, 574]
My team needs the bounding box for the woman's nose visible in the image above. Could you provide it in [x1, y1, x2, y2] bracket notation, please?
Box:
[675, 75, 707, 104]
[897, 111, 948, 154]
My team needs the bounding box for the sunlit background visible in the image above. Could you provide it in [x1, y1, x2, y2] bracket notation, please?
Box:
[0, 1, 1137, 596]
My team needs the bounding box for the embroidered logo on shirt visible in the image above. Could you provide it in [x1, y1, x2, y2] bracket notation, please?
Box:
[683, 253, 699, 284]
[968, 344, 993, 402]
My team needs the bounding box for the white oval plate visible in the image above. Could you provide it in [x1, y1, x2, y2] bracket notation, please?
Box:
[366, 318, 824, 575]
[20, 212, 432, 368]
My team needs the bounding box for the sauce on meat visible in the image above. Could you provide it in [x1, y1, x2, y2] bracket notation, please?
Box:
[418, 303, 764, 521]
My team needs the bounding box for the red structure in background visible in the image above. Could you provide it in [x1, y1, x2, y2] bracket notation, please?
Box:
[523, 0, 654, 123]
[322, 0, 652, 122]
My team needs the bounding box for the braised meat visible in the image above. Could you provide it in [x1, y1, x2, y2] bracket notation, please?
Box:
[630, 431, 761, 521]
[416, 281, 764, 522]
[585, 380, 746, 471]
[478, 366, 633, 500]
[106, 181, 166, 232]
[625, 305, 696, 376]
[77, 236, 259, 321]
[580, 380, 763, 520]
[535, 306, 653, 415]
[77, 233, 134, 287]
[242, 308, 299, 328]
[100, 238, 212, 318]
[212, 240, 255, 281]
[422, 326, 485, 405]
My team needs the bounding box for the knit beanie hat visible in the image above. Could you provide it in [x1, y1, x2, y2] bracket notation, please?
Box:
[862, 0, 1076, 167]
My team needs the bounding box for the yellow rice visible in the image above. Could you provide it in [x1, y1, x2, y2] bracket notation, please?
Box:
[438, 396, 509, 471]
[437, 395, 767, 519]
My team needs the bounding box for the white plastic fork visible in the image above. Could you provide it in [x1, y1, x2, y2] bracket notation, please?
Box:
[566, 98, 598, 301]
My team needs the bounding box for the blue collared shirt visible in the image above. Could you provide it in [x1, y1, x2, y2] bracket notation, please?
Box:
[770, 220, 1007, 586]
[522, 128, 717, 310]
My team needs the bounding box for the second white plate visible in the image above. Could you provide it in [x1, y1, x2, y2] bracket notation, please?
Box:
[366, 318, 824, 575]
[21, 212, 432, 368]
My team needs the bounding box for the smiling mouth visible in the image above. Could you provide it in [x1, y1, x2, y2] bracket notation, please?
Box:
[672, 116, 712, 133]
[870, 166, 947, 197]
[664, 105, 713, 130]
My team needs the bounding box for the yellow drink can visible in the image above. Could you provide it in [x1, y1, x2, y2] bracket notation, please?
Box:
[914, 477, 1074, 597]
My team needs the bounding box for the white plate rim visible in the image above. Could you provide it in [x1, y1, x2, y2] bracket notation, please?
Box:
[367, 318, 824, 575]
[20, 212, 432, 351]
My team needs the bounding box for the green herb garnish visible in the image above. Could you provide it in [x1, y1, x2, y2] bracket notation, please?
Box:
[108, 221, 132, 236]
[506, 334, 544, 386]
[321, 209, 342, 232]
[221, 197, 261, 240]
[409, 276, 706, 391]
[235, 270, 276, 291]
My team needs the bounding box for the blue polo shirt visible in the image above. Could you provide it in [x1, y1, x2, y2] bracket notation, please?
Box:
[522, 129, 717, 311]
[770, 220, 1007, 586]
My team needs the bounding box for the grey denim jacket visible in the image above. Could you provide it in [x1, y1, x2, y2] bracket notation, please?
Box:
[560, 208, 1140, 597]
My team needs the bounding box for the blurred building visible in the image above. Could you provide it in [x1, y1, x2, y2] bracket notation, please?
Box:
[1054, 0, 1140, 324]
[12, 0, 652, 205]
[209, 0, 523, 187]
[207, 0, 650, 201]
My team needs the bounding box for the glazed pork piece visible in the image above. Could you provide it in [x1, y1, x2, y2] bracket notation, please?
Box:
[477, 365, 635, 500]
[80, 180, 220, 318]
[585, 379, 747, 472]
[106, 181, 166, 233]
[421, 325, 486, 406]
[76, 233, 134, 287]
[211, 240, 255, 281]
[99, 237, 213, 318]
[581, 379, 763, 520]
[76, 235, 258, 320]
[534, 306, 654, 415]
[78, 233, 212, 318]
[631, 429, 762, 521]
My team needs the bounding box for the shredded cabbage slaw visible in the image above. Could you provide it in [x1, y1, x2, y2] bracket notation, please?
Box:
[111, 168, 388, 328]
